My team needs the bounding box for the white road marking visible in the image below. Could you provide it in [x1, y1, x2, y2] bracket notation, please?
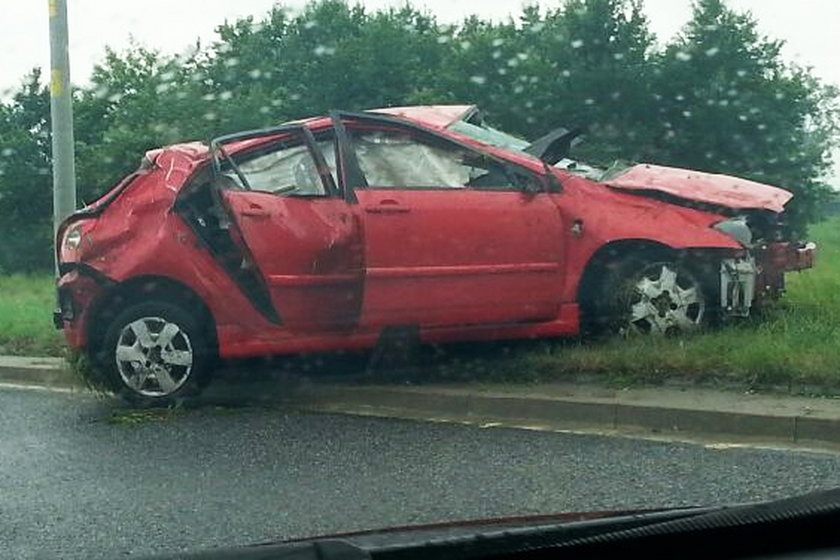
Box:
[0, 382, 79, 394]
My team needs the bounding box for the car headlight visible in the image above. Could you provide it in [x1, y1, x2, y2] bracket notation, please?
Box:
[713, 216, 752, 247]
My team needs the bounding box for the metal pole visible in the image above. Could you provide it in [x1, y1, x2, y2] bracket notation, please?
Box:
[48, 0, 77, 261]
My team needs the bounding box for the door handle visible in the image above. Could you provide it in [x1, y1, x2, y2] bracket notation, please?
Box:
[240, 204, 270, 218]
[365, 200, 410, 214]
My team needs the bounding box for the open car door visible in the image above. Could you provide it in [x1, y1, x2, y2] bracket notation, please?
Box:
[212, 126, 364, 332]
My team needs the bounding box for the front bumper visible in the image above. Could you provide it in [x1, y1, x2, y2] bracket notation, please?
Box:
[765, 241, 817, 272]
[755, 241, 817, 302]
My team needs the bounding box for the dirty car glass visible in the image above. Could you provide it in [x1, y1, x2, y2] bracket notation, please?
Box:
[225, 141, 326, 196]
[352, 130, 518, 190]
[6, 0, 839, 558]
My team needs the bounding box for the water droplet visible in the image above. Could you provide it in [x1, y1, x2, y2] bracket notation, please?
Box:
[470, 75, 487, 85]
[313, 45, 336, 56]
[571, 39, 584, 49]
[705, 47, 720, 57]
[675, 51, 692, 61]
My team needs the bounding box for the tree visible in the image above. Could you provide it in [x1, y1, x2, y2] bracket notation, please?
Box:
[649, 0, 838, 234]
[0, 71, 53, 272]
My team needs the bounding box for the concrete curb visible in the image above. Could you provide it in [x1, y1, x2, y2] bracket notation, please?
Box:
[0, 356, 77, 389]
[294, 385, 840, 449]
[3, 356, 840, 448]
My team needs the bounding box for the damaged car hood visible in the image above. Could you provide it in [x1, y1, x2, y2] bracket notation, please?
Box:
[604, 163, 793, 213]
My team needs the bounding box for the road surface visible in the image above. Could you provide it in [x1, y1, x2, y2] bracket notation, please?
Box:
[2, 385, 839, 559]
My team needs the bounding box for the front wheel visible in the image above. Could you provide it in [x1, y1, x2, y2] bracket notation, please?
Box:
[95, 301, 213, 406]
[595, 257, 718, 337]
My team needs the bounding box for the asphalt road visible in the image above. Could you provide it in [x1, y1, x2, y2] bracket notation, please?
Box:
[3, 386, 840, 559]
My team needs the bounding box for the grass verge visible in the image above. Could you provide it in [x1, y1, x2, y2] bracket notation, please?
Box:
[0, 275, 65, 357]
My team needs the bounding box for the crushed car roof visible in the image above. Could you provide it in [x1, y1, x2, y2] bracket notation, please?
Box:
[370, 105, 476, 129]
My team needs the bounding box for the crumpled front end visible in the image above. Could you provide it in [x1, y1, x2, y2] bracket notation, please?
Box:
[597, 164, 817, 318]
[752, 240, 817, 305]
[718, 241, 816, 318]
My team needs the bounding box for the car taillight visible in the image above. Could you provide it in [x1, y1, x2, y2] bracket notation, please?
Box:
[60, 220, 96, 261]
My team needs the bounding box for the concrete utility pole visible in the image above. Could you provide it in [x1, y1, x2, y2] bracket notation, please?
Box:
[48, 0, 77, 244]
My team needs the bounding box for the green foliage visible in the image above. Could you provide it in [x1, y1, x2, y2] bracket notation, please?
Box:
[0, 274, 65, 355]
[647, 0, 839, 236]
[0, 0, 836, 272]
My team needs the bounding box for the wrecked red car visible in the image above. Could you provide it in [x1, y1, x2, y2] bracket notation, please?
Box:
[54, 105, 816, 404]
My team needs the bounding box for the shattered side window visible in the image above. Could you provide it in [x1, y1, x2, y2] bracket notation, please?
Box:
[448, 120, 530, 152]
[228, 139, 328, 196]
[351, 129, 517, 190]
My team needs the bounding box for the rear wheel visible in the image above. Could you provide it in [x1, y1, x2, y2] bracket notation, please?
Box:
[95, 301, 212, 406]
[593, 255, 717, 337]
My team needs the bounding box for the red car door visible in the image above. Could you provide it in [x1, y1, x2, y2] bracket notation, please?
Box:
[218, 128, 364, 332]
[334, 114, 566, 328]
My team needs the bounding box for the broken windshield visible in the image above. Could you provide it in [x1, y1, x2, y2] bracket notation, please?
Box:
[449, 119, 607, 180]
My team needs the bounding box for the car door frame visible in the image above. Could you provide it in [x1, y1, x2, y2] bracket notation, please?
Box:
[329, 110, 567, 328]
[205, 123, 366, 332]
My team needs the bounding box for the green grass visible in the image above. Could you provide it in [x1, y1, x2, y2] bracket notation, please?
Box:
[1, 216, 838, 389]
[0, 275, 65, 357]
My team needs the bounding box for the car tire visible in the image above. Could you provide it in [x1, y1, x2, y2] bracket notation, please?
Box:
[593, 254, 718, 337]
[95, 300, 212, 407]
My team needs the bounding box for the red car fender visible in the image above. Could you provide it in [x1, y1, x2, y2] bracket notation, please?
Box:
[554, 175, 742, 303]
[70, 161, 277, 342]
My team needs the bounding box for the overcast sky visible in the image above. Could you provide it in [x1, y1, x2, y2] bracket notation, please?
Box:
[1, 0, 838, 183]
